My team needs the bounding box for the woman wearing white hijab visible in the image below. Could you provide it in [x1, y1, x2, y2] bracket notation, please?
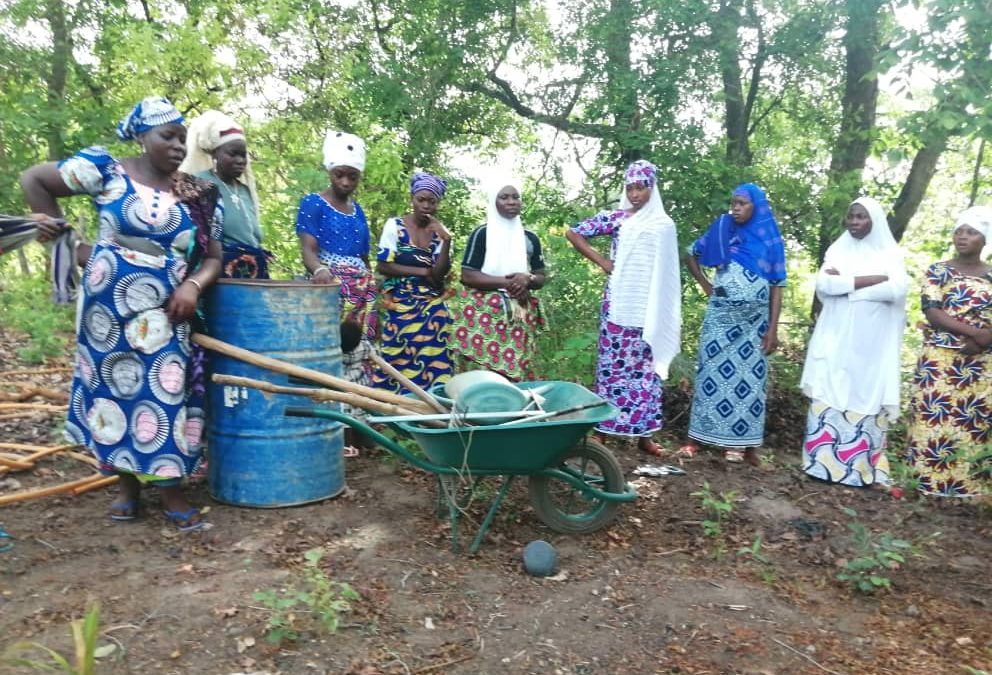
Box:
[452, 179, 547, 380]
[180, 110, 269, 278]
[566, 160, 681, 456]
[906, 205, 992, 498]
[800, 197, 908, 487]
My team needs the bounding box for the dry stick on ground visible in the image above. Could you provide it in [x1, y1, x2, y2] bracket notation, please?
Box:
[0, 367, 72, 377]
[0, 474, 109, 505]
[0, 455, 34, 469]
[368, 351, 447, 413]
[193, 333, 433, 414]
[412, 653, 475, 674]
[772, 637, 843, 675]
[0, 385, 69, 403]
[0, 402, 68, 411]
[0, 444, 79, 476]
[211, 374, 445, 428]
[0, 442, 56, 453]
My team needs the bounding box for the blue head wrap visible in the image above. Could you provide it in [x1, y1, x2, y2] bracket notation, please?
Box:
[410, 172, 447, 199]
[116, 96, 184, 141]
[691, 182, 787, 283]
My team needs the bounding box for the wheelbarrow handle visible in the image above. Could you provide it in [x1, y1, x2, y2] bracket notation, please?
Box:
[282, 406, 461, 476]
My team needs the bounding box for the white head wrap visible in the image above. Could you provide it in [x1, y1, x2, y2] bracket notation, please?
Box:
[608, 181, 682, 379]
[954, 205, 992, 257]
[481, 179, 529, 277]
[179, 110, 259, 213]
[823, 197, 902, 270]
[322, 131, 366, 172]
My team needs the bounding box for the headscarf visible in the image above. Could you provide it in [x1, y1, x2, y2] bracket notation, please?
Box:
[954, 205, 992, 257]
[322, 131, 366, 172]
[692, 182, 787, 283]
[823, 197, 901, 268]
[116, 96, 184, 141]
[410, 172, 447, 199]
[609, 160, 681, 379]
[179, 110, 259, 214]
[481, 178, 528, 277]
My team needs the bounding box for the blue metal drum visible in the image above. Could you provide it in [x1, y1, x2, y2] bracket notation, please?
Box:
[204, 279, 345, 507]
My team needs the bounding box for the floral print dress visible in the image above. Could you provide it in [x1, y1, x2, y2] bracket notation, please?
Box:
[906, 262, 991, 497]
[570, 209, 662, 437]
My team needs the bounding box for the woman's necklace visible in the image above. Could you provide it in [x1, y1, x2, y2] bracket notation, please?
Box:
[213, 171, 249, 220]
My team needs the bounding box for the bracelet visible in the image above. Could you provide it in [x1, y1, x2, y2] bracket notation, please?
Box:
[184, 277, 203, 294]
[312, 266, 330, 277]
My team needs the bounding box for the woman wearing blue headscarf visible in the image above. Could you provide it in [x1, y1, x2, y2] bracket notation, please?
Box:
[372, 172, 454, 392]
[684, 183, 786, 465]
[20, 96, 223, 531]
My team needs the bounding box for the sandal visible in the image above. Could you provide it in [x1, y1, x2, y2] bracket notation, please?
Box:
[343, 445, 360, 458]
[163, 509, 208, 533]
[109, 499, 140, 522]
[724, 449, 745, 463]
[0, 526, 12, 553]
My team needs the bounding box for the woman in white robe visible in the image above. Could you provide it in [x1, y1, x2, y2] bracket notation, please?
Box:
[800, 197, 908, 487]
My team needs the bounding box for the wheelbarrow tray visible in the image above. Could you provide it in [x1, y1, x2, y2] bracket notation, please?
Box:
[392, 381, 618, 472]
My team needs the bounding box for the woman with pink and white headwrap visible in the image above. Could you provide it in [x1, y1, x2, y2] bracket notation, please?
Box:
[566, 160, 681, 456]
[906, 205, 992, 498]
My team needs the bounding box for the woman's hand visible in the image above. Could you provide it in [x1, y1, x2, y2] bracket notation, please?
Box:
[310, 268, 335, 285]
[961, 337, 982, 355]
[761, 330, 779, 355]
[972, 328, 992, 348]
[505, 273, 532, 300]
[824, 267, 840, 276]
[426, 217, 452, 242]
[166, 280, 201, 323]
[600, 259, 614, 275]
[29, 213, 67, 242]
[699, 279, 714, 297]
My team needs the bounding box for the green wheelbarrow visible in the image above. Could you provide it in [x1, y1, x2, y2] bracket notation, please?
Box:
[285, 380, 637, 553]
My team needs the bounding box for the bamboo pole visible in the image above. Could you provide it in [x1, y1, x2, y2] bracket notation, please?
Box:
[0, 442, 50, 452]
[192, 333, 433, 413]
[211, 374, 445, 428]
[368, 351, 447, 414]
[71, 475, 118, 496]
[0, 403, 67, 412]
[0, 474, 107, 506]
[0, 367, 72, 377]
[0, 444, 77, 476]
[0, 455, 33, 469]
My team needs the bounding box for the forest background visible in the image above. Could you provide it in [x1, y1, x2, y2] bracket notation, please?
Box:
[0, 0, 990, 407]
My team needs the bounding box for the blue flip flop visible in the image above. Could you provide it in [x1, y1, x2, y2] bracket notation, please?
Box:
[109, 499, 140, 522]
[163, 509, 207, 533]
[0, 526, 12, 553]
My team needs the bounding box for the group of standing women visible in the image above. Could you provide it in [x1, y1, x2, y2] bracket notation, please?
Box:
[16, 96, 991, 535]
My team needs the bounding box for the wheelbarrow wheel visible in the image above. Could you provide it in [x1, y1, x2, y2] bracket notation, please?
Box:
[528, 438, 624, 535]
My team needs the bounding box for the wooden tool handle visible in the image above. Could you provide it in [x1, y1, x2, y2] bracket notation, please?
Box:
[368, 351, 448, 414]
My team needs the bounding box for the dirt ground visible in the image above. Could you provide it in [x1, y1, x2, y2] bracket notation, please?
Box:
[1, 327, 990, 675]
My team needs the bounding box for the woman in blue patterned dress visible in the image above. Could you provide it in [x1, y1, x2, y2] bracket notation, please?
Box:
[296, 131, 376, 339]
[684, 183, 786, 465]
[20, 97, 223, 531]
[372, 172, 454, 393]
[565, 161, 681, 456]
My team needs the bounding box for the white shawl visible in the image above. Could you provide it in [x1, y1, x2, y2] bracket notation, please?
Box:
[608, 184, 681, 379]
[481, 179, 529, 277]
[801, 197, 908, 417]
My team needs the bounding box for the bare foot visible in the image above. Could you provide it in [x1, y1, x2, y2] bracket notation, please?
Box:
[639, 437, 664, 457]
[743, 448, 760, 467]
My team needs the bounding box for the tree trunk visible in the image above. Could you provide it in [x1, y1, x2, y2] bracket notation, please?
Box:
[604, 0, 644, 165]
[714, 1, 751, 166]
[44, 0, 69, 161]
[815, 0, 883, 265]
[888, 134, 949, 242]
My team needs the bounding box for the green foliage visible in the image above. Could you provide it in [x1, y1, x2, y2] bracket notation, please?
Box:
[252, 548, 360, 644]
[836, 509, 914, 594]
[0, 262, 74, 363]
[1, 603, 104, 674]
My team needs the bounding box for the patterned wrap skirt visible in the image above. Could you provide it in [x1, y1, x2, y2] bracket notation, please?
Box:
[450, 289, 543, 381]
[803, 401, 891, 486]
[372, 283, 453, 393]
[906, 344, 991, 497]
